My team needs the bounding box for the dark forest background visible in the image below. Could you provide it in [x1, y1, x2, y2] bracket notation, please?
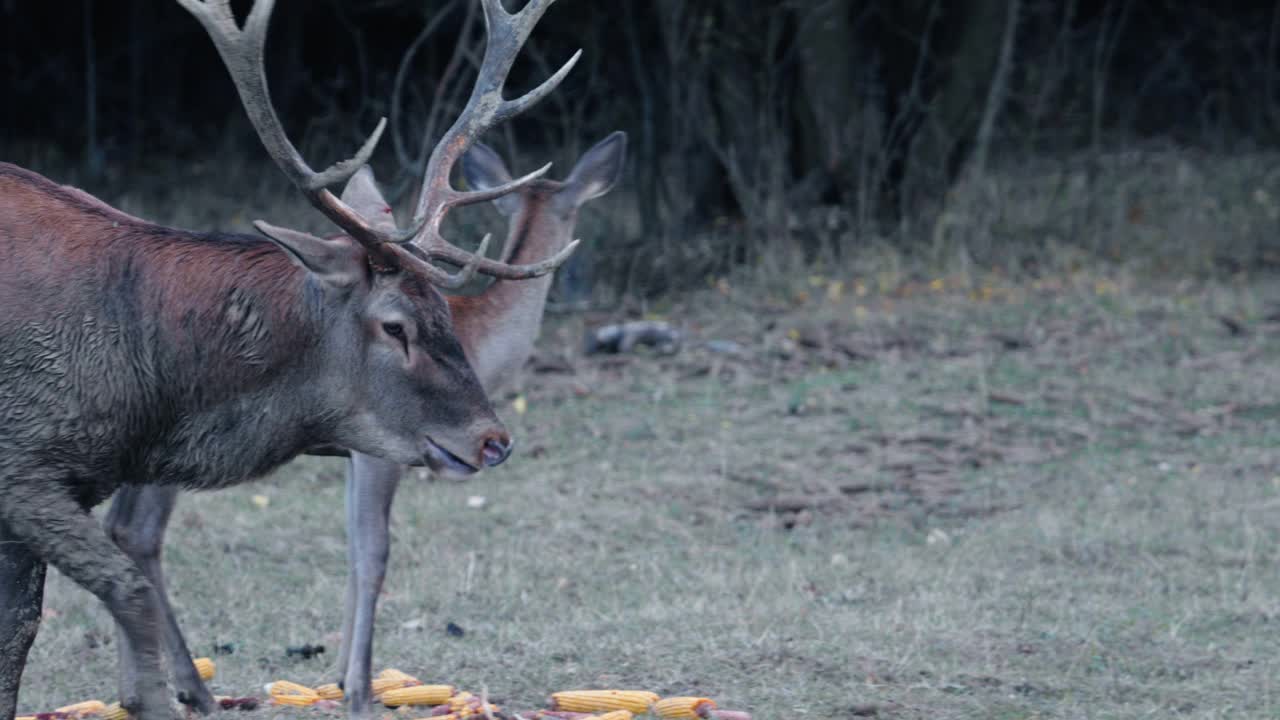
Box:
[4, 0, 1280, 298]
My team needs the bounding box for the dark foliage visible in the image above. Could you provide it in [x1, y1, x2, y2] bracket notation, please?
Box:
[3, 0, 1278, 290]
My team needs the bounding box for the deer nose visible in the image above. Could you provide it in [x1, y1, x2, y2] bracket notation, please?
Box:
[481, 434, 513, 467]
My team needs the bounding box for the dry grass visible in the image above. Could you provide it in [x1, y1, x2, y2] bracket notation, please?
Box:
[8, 143, 1280, 718]
[15, 265, 1280, 719]
[928, 143, 1280, 279]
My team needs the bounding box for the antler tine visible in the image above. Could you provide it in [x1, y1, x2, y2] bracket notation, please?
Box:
[429, 238, 580, 280]
[449, 162, 553, 210]
[407, 0, 582, 281]
[493, 48, 581, 126]
[434, 232, 494, 289]
[178, 0, 403, 259]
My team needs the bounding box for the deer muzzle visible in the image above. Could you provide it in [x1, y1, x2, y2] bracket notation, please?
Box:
[480, 434, 513, 468]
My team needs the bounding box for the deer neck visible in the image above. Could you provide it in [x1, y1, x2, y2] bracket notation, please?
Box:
[452, 200, 572, 394]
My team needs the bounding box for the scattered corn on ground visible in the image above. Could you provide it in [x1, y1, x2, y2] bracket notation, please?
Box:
[193, 657, 216, 682]
[18, 660, 750, 720]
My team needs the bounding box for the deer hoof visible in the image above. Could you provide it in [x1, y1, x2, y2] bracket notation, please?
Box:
[176, 687, 218, 715]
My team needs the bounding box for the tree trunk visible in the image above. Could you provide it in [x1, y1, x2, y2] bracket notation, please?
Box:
[903, 0, 1009, 213]
[83, 0, 103, 179]
[967, 0, 1022, 181]
[794, 0, 859, 206]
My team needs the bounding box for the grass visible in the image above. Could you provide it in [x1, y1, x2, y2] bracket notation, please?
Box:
[14, 263, 1280, 719]
[8, 142, 1280, 717]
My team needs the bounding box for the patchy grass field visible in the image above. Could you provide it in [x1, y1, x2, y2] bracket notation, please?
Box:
[16, 270, 1280, 719]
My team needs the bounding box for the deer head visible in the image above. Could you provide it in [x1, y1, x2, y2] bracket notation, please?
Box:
[462, 131, 628, 244]
[179, 0, 582, 474]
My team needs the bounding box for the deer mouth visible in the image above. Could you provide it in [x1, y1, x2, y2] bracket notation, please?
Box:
[422, 437, 480, 476]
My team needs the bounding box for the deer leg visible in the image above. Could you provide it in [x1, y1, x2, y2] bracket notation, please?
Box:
[106, 485, 217, 714]
[0, 519, 47, 720]
[335, 464, 361, 683]
[0, 484, 170, 720]
[338, 453, 402, 718]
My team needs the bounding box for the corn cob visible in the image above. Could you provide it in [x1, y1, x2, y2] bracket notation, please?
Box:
[377, 668, 421, 684]
[593, 711, 634, 720]
[653, 697, 717, 719]
[102, 703, 128, 720]
[549, 691, 658, 714]
[444, 696, 501, 717]
[15, 715, 35, 720]
[372, 676, 423, 697]
[267, 680, 320, 707]
[446, 691, 475, 716]
[54, 701, 107, 718]
[270, 695, 318, 708]
[380, 685, 457, 707]
[191, 657, 215, 681]
[267, 679, 318, 696]
[314, 683, 344, 700]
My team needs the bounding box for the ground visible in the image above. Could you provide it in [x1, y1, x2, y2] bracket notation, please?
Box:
[16, 269, 1280, 719]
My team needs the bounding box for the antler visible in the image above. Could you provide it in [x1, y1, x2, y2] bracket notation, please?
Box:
[408, 0, 582, 284]
[178, 0, 577, 287]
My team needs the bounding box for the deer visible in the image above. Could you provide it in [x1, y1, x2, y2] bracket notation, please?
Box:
[0, 0, 584, 718]
[104, 131, 626, 716]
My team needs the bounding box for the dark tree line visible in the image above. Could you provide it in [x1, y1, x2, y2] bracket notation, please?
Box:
[4, 0, 1280, 290]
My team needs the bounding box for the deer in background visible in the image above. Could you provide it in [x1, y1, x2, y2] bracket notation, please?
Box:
[0, 0, 582, 718]
[105, 131, 626, 715]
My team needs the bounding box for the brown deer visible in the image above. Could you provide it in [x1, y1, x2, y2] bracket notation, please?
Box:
[0, 0, 581, 718]
[105, 132, 626, 716]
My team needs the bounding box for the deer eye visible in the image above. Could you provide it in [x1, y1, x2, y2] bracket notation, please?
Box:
[382, 322, 408, 351]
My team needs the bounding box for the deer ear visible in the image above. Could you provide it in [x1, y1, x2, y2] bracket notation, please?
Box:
[339, 165, 398, 233]
[555, 131, 627, 212]
[254, 221, 366, 289]
[462, 143, 522, 216]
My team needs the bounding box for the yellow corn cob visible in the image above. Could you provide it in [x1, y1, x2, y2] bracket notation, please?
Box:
[380, 685, 457, 707]
[267, 680, 320, 707]
[269, 691, 319, 707]
[653, 698, 717, 719]
[550, 691, 659, 714]
[267, 679, 319, 696]
[594, 711, 634, 720]
[314, 683, 344, 700]
[16, 715, 35, 720]
[377, 668, 421, 684]
[191, 657, 215, 681]
[372, 676, 424, 697]
[448, 692, 476, 710]
[102, 703, 129, 720]
[55, 701, 108, 717]
[449, 696, 501, 716]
